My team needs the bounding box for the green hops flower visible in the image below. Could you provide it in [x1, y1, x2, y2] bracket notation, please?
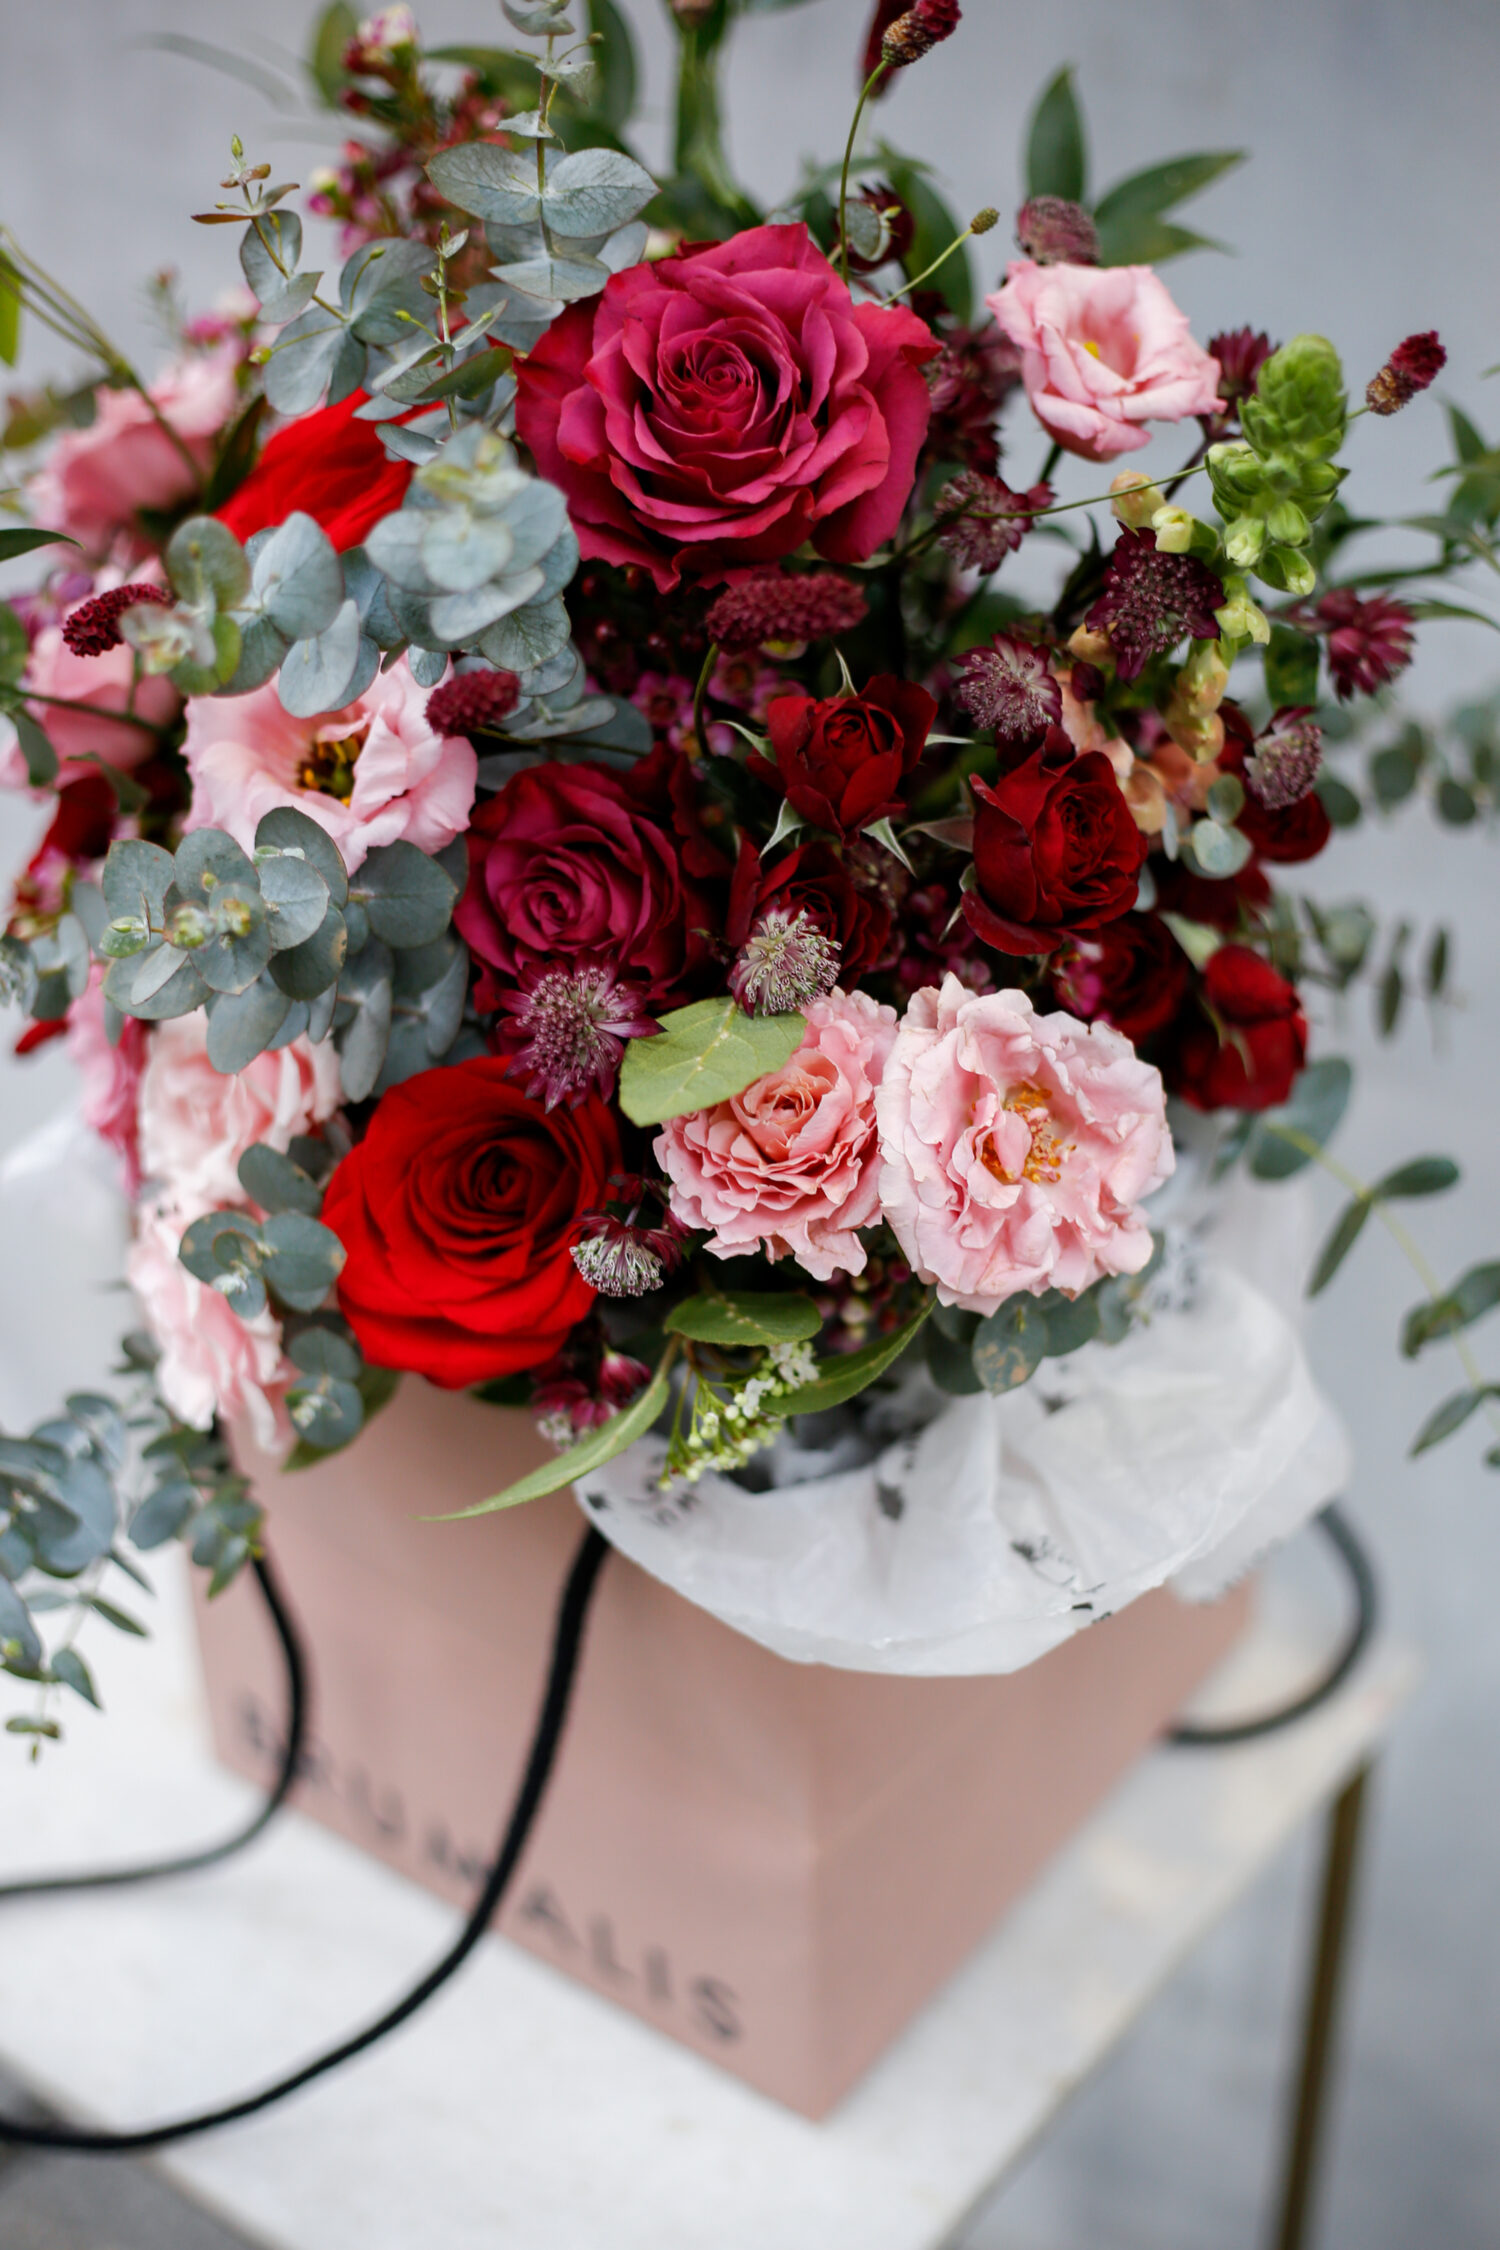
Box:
[1207, 333, 1347, 592]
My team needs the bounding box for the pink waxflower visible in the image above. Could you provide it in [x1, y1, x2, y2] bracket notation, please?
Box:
[181, 656, 476, 872]
[28, 349, 242, 560]
[875, 975, 1173, 1313]
[0, 598, 179, 790]
[988, 261, 1224, 462]
[137, 1013, 342, 1214]
[66, 969, 147, 1193]
[656, 989, 898, 1282]
[126, 1201, 292, 1455]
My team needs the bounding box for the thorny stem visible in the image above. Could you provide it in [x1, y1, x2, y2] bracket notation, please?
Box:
[1269, 1123, 1500, 1452]
[838, 62, 890, 287]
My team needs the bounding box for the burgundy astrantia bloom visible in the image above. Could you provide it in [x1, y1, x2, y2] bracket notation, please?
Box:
[425, 668, 521, 736]
[1086, 529, 1225, 681]
[924, 326, 1021, 476]
[728, 837, 894, 983]
[1015, 197, 1099, 267]
[1201, 328, 1276, 435]
[729, 908, 841, 1016]
[750, 677, 937, 836]
[456, 756, 712, 1015]
[965, 730, 1146, 955]
[60, 583, 171, 659]
[955, 632, 1063, 743]
[1366, 331, 1446, 416]
[936, 471, 1052, 574]
[1310, 588, 1415, 701]
[704, 569, 869, 652]
[490, 961, 658, 1111]
[514, 224, 938, 593]
[1245, 709, 1323, 810]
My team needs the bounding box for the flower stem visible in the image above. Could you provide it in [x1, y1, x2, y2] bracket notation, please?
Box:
[838, 62, 890, 287]
[19, 689, 169, 739]
[691, 639, 719, 757]
[875, 222, 973, 305]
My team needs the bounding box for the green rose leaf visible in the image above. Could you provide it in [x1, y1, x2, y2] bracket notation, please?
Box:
[618, 998, 805, 1126]
[664, 1289, 822, 1349]
[433, 1350, 676, 1519]
[774, 1300, 935, 1418]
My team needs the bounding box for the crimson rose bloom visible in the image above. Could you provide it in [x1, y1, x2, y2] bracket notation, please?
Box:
[456, 757, 710, 1012]
[728, 837, 894, 982]
[749, 677, 936, 836]
[514, 224, 937, 591]
[964, 732, 1146, 955]
[1050, 913, 1189, 1043]
[216, 391, 414, 552]
[322, 1061, 619, 1387]
[1172, 946, 1308, 1112]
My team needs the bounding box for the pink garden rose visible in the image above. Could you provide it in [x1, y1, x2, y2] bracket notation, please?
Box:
[989, 261, 1222, 462]
[66, 969, 147, 1194]
[126, 1201, 292, 1455]
[181, 657, 475, 872]
[875, 975, 1174, 1312]
[137, 1013, 342, 1215]
[656, 989, 897, 1281]
[29, 349, 242, 559]
[0, 603, 179, 790]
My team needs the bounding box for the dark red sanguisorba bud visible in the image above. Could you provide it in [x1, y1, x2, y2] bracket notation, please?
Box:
[1171, 945, 1307, 1112]
[964, 730, 1146, 956]
[704, 570, 869, 653]
[1366, 331, 1446, 416]
[61, 583, 171, 658]
[749, 678, 937, 837]
[425, 668, 522, 737]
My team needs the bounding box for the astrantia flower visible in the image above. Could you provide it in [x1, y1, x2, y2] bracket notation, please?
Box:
[424, 668, 521, 737]
[936, 471, 1053, 574]
[704, 571, 869, 654]
[571, 1226, 667, 1299]
[61, 583, 172, 659]
[1245, 710, 1323, 809]
[1015, 197, 1098, 267]
[955, 632, 1063, 742]
[1366, 331, 1446, 416]
[1311, 588, 1415, 701]
[1086, 529, 1225, 682]
[924, 327, 1022, 475]
[492, 962, 658, 1110]
[729, 909, 841, 1016]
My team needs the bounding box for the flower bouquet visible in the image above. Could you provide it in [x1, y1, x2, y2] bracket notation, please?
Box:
[2, 0, 1497, 2111]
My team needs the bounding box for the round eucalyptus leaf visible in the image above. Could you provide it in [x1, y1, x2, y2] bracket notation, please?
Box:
[173, 828, 258, 901]
[130, 1480, 198, 1551]
[286, 1325, 361, 1381]
[252, 511, 344, 641]
[221, 611, 290, 696]
[169, 611, 243, 697]
[406, 644, 447, 688]
[197, 888, 274, 995]
[205, 970, 291, 1070]
[420, 507, 516, 594]
[254, 806, 349, 907]
[287, 1374, 365, 1451]
[259, 852, 332, 950]
[262, 1210, 347, 1312]
[178, 1210, 264, 1286]
[277, 598, 364, 718]
[166, 516, 249, 611]
[269, 902, 349, 1000]
[353, 840, 457, 949]
[102, 838, 175, 926]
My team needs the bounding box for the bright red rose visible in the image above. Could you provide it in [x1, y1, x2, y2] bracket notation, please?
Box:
[322, 1060, 619, 1387]
[749, 677, 936, 836]
[215, 391, 414, 552]
[514, 223, 937, 591]
[1050, 913, 1190, 1042]
[456, 756, 712, 1012]
[1171, 944, 1308, 1112]
[727, 836, 895, 982]
[964, 731, 1146, 955]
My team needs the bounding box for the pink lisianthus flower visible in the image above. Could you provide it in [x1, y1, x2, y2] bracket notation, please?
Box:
[0, 601, 179, 792]
[988, 261, 1223, 462]
[126, 1200, 293, 1456]
[875, 975, 1174, 1313]
[28, 349, 242, 560]
[65, 968, 147, 1193]
[137, 1013, 343, 1214]
[181, 657, 475, 872]
[656, 989, 898, 1282]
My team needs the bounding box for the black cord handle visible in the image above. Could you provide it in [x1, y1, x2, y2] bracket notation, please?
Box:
[1168, 1502, 1377, 1748]
[0, 1522, 609, 2153]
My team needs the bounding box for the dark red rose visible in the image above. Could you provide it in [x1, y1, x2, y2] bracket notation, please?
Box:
[749, 677, 936, 836]
[322, 1060, 619, 1387]
[1171, 945, 1308, 1112]
[455, 757, 711, 1013]
[964, 731, 1146, 955]
[727, 837, 894, 982]
[215, 390, 415, 552]
[1050, 914, 1190, 1043]
[1153, 853, 1272, 932]
[514, 223, 937, 591]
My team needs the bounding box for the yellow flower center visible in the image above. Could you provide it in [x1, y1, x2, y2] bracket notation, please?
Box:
[297, 727, 365, 802]
[978, 1082, 1070, 1187]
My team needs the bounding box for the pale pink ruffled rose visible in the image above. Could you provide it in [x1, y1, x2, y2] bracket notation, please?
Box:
[28, 350, 242, 560]
[181, 658, 476, 872]
[0, 609, 180, 791]
[875, 975, 1174, 1313]
[988, 261, 1223, 462]
[137, 1013, 342, 1215]
[656, 989, 898, 1282]
[126, 1200, 293, 1455]
[65, 969, 147, 1193]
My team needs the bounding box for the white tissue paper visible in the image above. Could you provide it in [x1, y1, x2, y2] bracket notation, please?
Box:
[576, 1147, 1350, 1676]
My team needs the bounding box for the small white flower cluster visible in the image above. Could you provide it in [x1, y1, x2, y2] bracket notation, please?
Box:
[665, 1339, 822, 1487]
